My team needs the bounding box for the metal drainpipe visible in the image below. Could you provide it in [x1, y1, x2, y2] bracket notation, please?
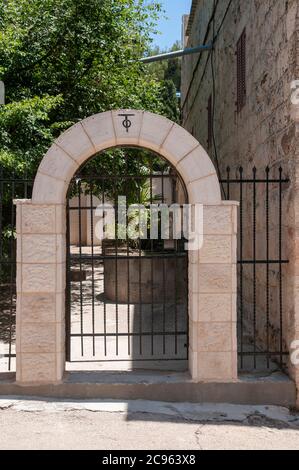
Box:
[140, 42, 213, 64]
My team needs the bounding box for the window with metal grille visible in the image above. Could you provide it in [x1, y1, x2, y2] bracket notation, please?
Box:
[207, 95, 212, 148]
[236, 29, 246, 113]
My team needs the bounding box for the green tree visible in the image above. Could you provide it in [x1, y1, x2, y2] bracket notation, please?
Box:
[0, 0, 166, 174]
[146, 41, 181, 122]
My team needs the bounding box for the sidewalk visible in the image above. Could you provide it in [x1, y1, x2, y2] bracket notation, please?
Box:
[0, 398, 299, 450]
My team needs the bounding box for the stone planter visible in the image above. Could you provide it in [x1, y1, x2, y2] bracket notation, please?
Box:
[104, 248, 187, 303]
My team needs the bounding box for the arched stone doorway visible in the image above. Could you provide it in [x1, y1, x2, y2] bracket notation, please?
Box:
[15, 110, 238, 384]
[65, 147, 189, 370]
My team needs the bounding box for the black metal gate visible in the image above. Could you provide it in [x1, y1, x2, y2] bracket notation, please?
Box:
[66, 148, 189, 365]
[220, 166, 290, 371]
[0, 167, 34, 371]
[0, 162, 291, 373]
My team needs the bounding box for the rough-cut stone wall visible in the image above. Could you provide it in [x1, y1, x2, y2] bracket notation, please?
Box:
[181, 0, 299, 387]
[182, 0, 298, 174]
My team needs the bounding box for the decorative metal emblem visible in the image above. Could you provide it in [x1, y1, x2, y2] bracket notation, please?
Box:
[118, 113, 135, 133]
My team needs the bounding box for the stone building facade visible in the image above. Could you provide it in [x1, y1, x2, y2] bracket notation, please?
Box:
[181, 0, 299, 397]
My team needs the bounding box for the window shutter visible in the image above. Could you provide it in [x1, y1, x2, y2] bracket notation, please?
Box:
[237, 29, 246, 113]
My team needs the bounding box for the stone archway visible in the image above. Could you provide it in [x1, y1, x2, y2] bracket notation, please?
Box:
[15, 110, 238, 384]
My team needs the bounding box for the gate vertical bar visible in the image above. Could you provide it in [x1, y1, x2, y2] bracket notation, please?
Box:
[279, 167, 283, 367]
[138, 158, 143, 356]
[126, 157, 131, 356]
[226, 166, 231, 200]
[102, 179, 107, 356]
[266, 167, 270, 368]
[65, 197, 71, 361]
[7, 173, 15, 370]
[77, 179, 84, 356]
[89, 179, 96, 356]
[239, 167, 244, 369]
[252, 167, 257, 369]
[162, 168, 166, 355]
[174, 175, 178, 355]
[114, 180, 119, 357]
[150, 158, 154, 356]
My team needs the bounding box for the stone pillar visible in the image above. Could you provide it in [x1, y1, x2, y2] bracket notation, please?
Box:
[189, 201, 238, 382]
[15, 200, 66, 384]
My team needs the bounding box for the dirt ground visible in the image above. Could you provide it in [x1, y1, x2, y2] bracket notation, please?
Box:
[0, 398, 298, 450]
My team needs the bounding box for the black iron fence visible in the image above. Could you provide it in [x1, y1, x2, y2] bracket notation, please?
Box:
[220, 166, 290, 371]
[0, 164, 291, 373]
[0, 167, 33, 371]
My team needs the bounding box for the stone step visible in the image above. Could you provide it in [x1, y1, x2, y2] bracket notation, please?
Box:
[0, 371, 296, 407]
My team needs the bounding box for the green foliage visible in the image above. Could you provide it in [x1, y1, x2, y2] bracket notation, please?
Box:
[0, 0, 168, 176]
[147, 41, 181, 122]
[0, 0, 184, 276]
[0, 95, 64, 173]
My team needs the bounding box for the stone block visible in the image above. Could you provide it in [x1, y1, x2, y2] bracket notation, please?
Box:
[21, 204, 56, 234]
[189, 292, 199, 322]
[231, 233, 237, 263]
[176, 145, 217, 183]
[199, 235, 232, 263]
[55, 205, 66, 235]
[16, 354, 22, 383]
[203, 205, 233, 235]
[231, 350, 238, 379]
[139, 112, 174, 153]
[197, 322, 232, 352]
[162, 124, 199, 165]
[189, 263, 199, 293]
[21, 293, 56, 323]
[188, 176, 221, 204]
[21, 323, 56, 353]
[55, 122, 95, 165]
[81, 111, 116, 152]
[197, 352, 235, 381]
[16, 263, 22, 293]
[232, 322, 237, 352]
[38, 144, 78, 183]
[20, 353, 56, 383]
[56, 292, 65, 323]
[232, 205, 238, 234]
[189, 319, 198, 351]
[189, 350, 198, 379]
[198, 293, 232, 322]
[231, 293, 237, 322]
[112, 109, 144, 145]
[232, 263, 237, 293]
[22, 264, 56, 293]
[55, 263, 66, 293]
[56, 234, 66, 264]
[22, 234, 56, 263]
[32, 173, 66, 205]
[198, 264, 232, 293]
[56, 322, 65, 353]
[56, 352, 65, 381]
